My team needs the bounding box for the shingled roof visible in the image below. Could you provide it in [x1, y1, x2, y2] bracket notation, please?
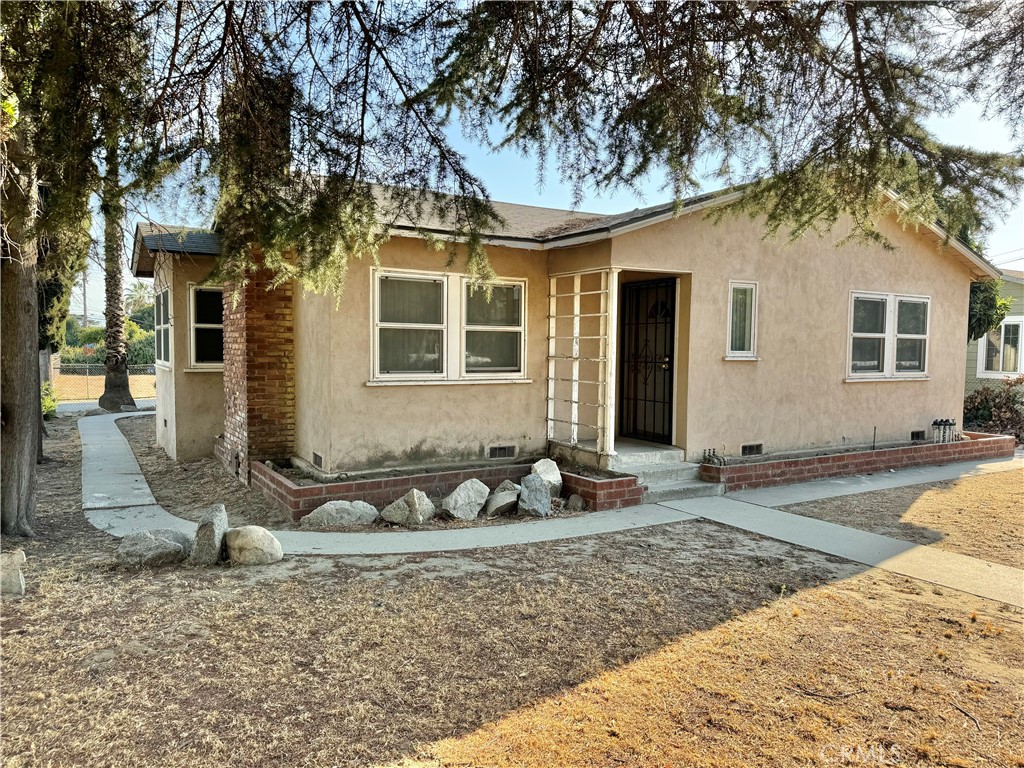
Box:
[131, 223, 222, 277]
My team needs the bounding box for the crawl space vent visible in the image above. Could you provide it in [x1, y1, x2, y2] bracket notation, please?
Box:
[741, 443, 763, 457]
[488, 444, 516, 459]
[312, 452, 323, 469]
[911, 430, 926, 442]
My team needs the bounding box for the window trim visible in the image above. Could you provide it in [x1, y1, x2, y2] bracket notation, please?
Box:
[460, 277, 528, 379]
[154, 287, 171, 369]
[725, 280, 759, 360]
[847, 291, 930, 380]
[977, 315, 1024, 378]
[187, 283, 224, 370]
[371, 268, 528, 384]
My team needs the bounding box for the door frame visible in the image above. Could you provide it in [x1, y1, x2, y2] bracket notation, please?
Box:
[617, 276, 679, 445]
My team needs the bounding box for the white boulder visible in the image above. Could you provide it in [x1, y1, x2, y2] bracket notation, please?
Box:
[530, 458, 563, 498]
[224, 526, 284, 565]
[300, 500, 379, 529]
[381, 489, 436, 527]
[441, 479, 490, 521]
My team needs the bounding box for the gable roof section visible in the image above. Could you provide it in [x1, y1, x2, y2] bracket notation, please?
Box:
[131, 223, 221, 277]
[129, 189, 1000, 280]
[1000, 268, 1024, 284]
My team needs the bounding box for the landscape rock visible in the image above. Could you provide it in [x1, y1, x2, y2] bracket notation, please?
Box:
[441, 479, 490, 520]
[566, 494, 586, 512]
[188, 504, 228, 565]
[224, 526, 284, 565]
[530, 458, 563, 498]
[0, 549, 27, 596]
[518, 474, 553, 518]
[381, 489, 436, 527]
[300, 500, 379, 529]
[117, 529, 192, 567]
[495, 479, 521, 494]
[483, 490, 519, 517]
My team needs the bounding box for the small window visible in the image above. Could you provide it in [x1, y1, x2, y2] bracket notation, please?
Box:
[154, 288, 171, 365]
[983, 320, 1022, 375]
[726, 281, 757, 358]
[190, 285, 224, 367]
[376, 275, 445, 375]
[464, 282, 524, 375]
[849, 292, 930, 379]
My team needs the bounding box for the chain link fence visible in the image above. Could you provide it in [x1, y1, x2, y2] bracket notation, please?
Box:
[51, 363, 157, 403]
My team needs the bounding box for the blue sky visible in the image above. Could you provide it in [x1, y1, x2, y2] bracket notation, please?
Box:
[71, 102, 1023, 322]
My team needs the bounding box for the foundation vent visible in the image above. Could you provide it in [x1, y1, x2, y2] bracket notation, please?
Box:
[312, 452, 323, 469]
[741, 443, 764, 457]
[488, 444, 517, 460]
[911, 430, 926, 442]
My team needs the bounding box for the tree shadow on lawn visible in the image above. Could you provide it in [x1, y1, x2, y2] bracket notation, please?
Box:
[2, 420, 1020, 767]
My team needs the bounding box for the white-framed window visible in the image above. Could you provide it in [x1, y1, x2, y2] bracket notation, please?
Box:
[372, 269, 526, 382]
[189, 284, 224, 368]
[979, 316, 1022, 377]
[848, 291, 930, 379]
[726, 280, 758, 358]
[154, 288, 171, 366]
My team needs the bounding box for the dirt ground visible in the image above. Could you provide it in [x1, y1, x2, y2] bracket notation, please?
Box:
[117, 415, 292, 529]
[1, 416, 1022, 768]
[117, 415, 586, 530]
[50, 373, 157, 403]
[782, 472, 1024, 569]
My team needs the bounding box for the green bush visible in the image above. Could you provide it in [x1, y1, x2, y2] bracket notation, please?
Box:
[78, 325, 105, 345]
[41, 381, 58, 420]
[126, 331, 155, 365]
[129, 303, 155, 331]
[963, 374, 1024, 444]
[60, 343, 105, 364]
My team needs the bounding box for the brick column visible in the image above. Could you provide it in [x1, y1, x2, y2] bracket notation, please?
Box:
[217, 270, 295, 484]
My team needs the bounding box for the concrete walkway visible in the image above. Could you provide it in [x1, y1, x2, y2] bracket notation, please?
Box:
[78, 412, 1023, 606]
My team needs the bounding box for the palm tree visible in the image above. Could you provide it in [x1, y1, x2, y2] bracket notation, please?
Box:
[125, 280, 152, 315]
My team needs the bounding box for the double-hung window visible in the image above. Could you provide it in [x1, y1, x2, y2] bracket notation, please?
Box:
[155, 288, 171, 366]
[980, 317, 1022, 377]
[849, 292, 929, 379]
[373, 270, 526, 382]
[726, 281, 758, 359]
[189, 285, 224, 368]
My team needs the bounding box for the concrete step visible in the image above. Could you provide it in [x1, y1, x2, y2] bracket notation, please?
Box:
[608, 445, 690, 470]
[643, 479, 724, 504]
[625, 462, 702, 485]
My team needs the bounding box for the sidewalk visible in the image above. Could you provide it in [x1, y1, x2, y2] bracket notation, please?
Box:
[78, 412, 1022, 606]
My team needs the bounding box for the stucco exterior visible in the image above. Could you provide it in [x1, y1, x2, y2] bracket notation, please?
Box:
[153, 254, 224, 461]
[145, 199, 990, 472]
[293, 238, 552, 471]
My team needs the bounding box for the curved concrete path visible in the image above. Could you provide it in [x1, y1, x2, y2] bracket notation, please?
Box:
[79, 412, 1023, 607]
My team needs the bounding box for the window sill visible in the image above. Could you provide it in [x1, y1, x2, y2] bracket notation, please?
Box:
[366, 378, 533, 387]
[184, 366, 224, 373]
[976, 371, 1022, 379]
[723, 355, 760, 362]
[844, 375, 930, 383]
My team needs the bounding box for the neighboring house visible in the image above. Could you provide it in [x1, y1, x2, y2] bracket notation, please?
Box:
[130, 191, 999, 483]
[965, 269, 1024, 392]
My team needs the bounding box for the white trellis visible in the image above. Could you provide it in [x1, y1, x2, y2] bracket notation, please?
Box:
[546, 269, 618, 457]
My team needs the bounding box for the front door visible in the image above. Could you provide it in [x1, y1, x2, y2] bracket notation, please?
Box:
[619, 279, 675, 444]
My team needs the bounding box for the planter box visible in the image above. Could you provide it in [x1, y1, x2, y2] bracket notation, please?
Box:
[251, 461, 647, 521]
[699, 432, 1016, 492]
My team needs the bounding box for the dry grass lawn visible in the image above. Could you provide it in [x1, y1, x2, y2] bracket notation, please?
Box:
[1, 417, 1021, 768]
[782, 471, 1024, 569]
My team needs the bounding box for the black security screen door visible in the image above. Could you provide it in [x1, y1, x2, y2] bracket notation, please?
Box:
[619, 279, 676, 444]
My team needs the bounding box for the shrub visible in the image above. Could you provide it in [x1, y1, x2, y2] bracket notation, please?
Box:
[963, 374, 1024, 444]
[60, 343, 105, 364]
[126, 331, 155, 365]
[78, 325, 105, 345]
[41, 381, 58, 420]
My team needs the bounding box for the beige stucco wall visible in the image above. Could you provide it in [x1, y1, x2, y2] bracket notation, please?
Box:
[602, 212, 974, 460]
[155, 254, 224, 461]
[293, 238, 550, 471]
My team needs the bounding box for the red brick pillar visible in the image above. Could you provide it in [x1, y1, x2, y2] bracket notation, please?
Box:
[217, 270, 295, 484]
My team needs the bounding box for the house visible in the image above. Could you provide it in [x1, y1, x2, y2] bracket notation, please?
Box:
[965, 269, 1023, 392]
[130, 190, 1001, 488]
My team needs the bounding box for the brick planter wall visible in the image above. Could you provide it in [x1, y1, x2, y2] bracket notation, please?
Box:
[560, 471, 646, 512]
[219, 270, 295, 484]
[251, 461, 647, 520]
[699, 432, 1016, 492]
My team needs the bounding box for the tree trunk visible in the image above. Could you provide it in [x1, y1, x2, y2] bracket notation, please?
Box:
[1, 130, 40, 536]
[98, 141, 135, 412]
